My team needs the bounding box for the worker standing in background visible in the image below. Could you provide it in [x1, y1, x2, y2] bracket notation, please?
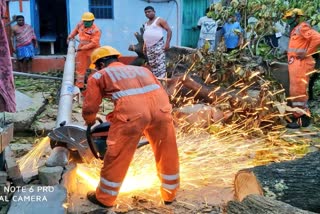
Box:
[67, 12, 101, 91]
[11, 15, 38, 73]
[143, 6, 172, 78]
[82, 46, 180, 210]
[283, 8, 320, 129]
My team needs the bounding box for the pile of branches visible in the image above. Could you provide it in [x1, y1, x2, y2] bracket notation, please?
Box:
[166, 47, 287, 132]
[127, 26, 288, 132]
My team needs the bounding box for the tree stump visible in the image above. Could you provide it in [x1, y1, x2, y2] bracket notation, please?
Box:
[233, 151, 320, 212]
[227, 194, 316, 214]
[128, 26, 147, 66]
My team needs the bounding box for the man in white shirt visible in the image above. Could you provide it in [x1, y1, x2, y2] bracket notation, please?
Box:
[143, 6, 172, 78]
[197, 8, 218, 52]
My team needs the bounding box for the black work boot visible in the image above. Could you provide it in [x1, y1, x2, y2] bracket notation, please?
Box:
[301, 114, 311, 127]
[164, 199, 176, 205]
[87, 191, 112, 208]
[286, 114, 311, 129]
[286, 117, 301, 129]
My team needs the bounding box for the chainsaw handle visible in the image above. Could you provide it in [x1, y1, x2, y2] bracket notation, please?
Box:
[86, 125, 100, 159]
[96, 117, 103, 124]
[86, 117, 104, 160]
[86, 117, 149, 160]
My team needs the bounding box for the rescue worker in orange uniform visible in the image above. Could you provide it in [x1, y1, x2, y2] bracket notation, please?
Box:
[67, 12, 101, 90]
[283, 9, 320, 128]
[82, 46, 180, 209]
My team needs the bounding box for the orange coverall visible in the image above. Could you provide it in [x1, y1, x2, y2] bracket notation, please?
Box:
[287, 22, 320, 115]
[82, 62, 180, 206]
[68, 22, 101, 89]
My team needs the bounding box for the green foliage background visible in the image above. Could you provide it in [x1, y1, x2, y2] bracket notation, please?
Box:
[207, 0, 320, 59]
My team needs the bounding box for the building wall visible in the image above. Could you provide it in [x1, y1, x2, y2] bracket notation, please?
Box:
[68, 0, 180, 56]
[8, 0, 180, 56]
[8, 1, 31, 25]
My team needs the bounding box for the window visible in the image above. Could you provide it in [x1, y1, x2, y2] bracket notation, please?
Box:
[89, 0, 113, 19]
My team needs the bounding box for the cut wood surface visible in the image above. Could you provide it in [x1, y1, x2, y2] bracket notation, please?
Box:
[234, 170, 263, 202]
[227, 194, 316, 214]
[234, 151, 320, 212]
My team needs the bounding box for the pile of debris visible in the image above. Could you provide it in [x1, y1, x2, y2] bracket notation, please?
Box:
[161, 47, 287, 134]
[129, 27, 289, 134]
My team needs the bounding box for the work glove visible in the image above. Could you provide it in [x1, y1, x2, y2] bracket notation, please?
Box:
[66, 36, 73, 44]
[84, 114, 96, 126]
[85, 120, 96, 127]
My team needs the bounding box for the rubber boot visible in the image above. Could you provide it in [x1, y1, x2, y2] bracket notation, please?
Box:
[286, 116, 300, 129]
[301, 114, 311, 127]
[286, 115, 311, 129]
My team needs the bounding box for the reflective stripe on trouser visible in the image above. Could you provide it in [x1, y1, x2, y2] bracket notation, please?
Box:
[96, 89, 179, 206]
[159, 173, 179, 202]
[75, 49, 94, 88]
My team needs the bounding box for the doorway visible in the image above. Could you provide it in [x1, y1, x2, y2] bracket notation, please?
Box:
[181, 0, 208, 48]
[31, 0, 68, 55]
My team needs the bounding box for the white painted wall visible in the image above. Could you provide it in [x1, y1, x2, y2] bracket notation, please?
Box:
[8, 0, 180, 56]
[68, 0, 179, 56]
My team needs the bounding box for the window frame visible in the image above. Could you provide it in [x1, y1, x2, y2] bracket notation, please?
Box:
[89, 0, 114, 19]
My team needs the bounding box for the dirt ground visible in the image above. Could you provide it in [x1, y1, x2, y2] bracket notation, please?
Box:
[8, 92, 320, 214]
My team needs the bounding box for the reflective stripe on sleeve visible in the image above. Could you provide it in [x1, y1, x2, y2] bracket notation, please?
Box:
[92, 72, 102, 79]
[287, 48, 306, 53]
[112, 84, 160, 100]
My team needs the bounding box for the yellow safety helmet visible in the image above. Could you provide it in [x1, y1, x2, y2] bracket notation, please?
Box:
[82, 12, 95, 21]
[283, 8, 304, 19]
[90, 46, 121, 65]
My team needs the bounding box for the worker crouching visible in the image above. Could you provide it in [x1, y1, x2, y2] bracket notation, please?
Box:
[82, 46, 180, 209]
[283, 8, 320, 128]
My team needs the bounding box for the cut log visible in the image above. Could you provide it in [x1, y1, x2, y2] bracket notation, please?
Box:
[234, 151, 320, 212]
[227, 194, 316, 214]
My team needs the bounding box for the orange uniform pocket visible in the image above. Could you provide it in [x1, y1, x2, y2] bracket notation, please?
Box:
[160, 105, 172, 113]
[115, 113, 142, 123]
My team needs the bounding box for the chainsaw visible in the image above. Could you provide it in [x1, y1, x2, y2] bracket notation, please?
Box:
[48, 118, 149, 164]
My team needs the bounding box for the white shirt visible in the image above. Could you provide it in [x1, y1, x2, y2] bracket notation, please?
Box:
[197, 16, 217, 40]
[143, 17, 164, 47]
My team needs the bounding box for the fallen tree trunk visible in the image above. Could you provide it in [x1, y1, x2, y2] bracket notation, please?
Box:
[234, 151, 320, 212]
[227, 194, 316, 214]
[165, 74, 254, 106]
